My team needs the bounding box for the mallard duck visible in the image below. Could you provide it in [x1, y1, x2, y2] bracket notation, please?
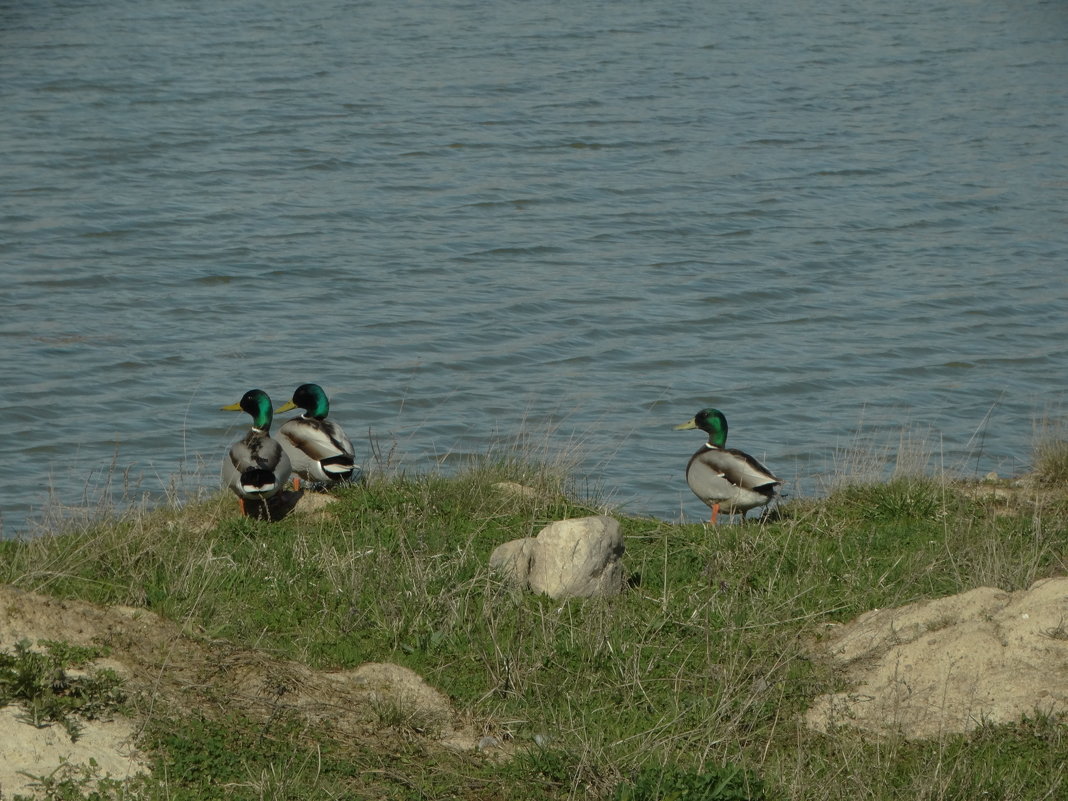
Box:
[274, 383, 359, 488]
[220, 389, 292, 514]
[674, 407, 782, 523]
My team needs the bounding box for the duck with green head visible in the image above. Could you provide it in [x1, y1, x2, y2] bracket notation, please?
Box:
[674, 407, 782, 523]
[275, 383, 359, 489]
[220, 389, 292, 514]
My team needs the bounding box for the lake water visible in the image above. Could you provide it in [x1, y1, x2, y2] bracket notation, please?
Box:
[2, 0, 1067, 537]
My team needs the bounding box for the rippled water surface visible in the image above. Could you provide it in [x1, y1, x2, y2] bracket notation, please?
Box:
[2, 0, 1067, 535]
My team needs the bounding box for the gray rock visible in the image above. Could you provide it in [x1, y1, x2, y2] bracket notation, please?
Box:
[491, 515, 626, 600]
[488, 538, 536, 586]
[492, 480, 539, 499]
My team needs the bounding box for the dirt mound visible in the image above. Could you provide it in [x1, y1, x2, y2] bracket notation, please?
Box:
[806, 577, 1068, 739]
[0, 585, 484, 797]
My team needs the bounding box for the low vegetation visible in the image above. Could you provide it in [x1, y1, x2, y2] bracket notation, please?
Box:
[1, 434, 1067, 801]
[1033, 416, 1068, 486]
[0, 638, 126, 741]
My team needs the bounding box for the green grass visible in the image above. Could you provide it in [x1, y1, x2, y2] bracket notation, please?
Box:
[0, 638, 127, 742]
[2, 447, 1067, 800]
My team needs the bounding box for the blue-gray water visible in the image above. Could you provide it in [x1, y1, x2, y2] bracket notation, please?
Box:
[3, 0, 1067, 537]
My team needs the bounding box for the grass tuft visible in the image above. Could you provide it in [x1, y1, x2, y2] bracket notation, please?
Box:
[835, 476, 945, 522]
[1032, 414, 1068, 485]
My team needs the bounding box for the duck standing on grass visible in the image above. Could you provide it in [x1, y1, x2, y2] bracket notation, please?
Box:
[674, 407, 782, 524]
[275, 383, 359, 489]
[221, 389, 292, 515]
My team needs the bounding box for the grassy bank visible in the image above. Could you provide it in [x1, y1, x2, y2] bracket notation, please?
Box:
[2, 446, 1067, 800]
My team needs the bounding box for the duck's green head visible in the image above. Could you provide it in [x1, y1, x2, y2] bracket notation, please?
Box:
[674, 407, 728, 447]
[221, 389, 274, 431]
[275, 383, 329, 419]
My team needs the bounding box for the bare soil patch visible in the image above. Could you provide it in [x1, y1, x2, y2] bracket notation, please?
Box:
[806, 577, 1068, 739]
[0, 585, 485, 797]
